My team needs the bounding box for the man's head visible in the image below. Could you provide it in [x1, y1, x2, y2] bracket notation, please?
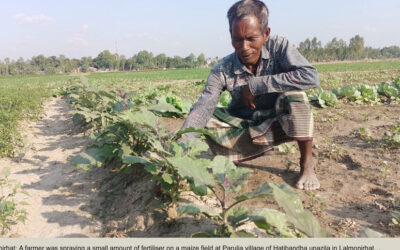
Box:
[227, 0, 270, 67]
[227, 0, 269, 34]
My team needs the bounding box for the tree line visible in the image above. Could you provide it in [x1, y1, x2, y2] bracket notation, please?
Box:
[1, 35, 400, 76]
[298, 35, 400, 62]
[0, 50, 207, 76]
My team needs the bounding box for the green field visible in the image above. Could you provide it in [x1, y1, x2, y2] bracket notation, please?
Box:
[0, 74, 70, 156]
[1, 60, 400, 156]
[85, 68, 210, 87]
[314, 60, 400, 73]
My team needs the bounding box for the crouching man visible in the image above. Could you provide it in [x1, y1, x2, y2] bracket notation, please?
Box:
[181, 0, 320, 190]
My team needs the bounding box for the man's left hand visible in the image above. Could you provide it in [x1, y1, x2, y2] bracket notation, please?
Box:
[241, 84, 256, 109]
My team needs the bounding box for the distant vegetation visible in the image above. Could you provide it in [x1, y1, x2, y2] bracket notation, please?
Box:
[1, 35, 400, 76]
[298, 35, 400, 62]
[0, 51, 209, 76]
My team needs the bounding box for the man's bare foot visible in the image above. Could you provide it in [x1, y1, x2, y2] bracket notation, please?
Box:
[295, 160, 320, 190]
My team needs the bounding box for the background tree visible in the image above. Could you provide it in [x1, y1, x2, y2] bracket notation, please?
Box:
[79, 56, 92, 72]
[94, 50, 114, 70]
[58, 55, 66, 73]
[348, 35, 365, 60]
[197, 53, 206, 67]
[119, 55, 127, 71]
[155, 53, 167, 69]
[184, 53, 196, 68]
[136, 50, 154, 70]
[127, 55, 137, 71]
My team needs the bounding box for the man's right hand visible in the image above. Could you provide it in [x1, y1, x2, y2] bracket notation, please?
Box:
[241, 84, 256, 109]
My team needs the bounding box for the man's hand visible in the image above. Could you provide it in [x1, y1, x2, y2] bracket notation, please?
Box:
[241, 84, 256, 109]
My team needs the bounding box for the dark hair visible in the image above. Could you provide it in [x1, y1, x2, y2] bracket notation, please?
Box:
[227, 0, 269, 34]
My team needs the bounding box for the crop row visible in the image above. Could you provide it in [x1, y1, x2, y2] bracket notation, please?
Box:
[308, 78, 400, 108]
[63, 76, 329, 237]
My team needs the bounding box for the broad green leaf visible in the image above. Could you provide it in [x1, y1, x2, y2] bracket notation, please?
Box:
[71, 146, 115, 170]
[121, 107, 157, 128]
[180, 99, 193, 114]
[150, 139, 170, 155]
[226, 206, 248, 227]
[144, 164, 158, 175]
[235, 182, 273, 202]
[211, 155, 237, 184]
[149, 103, 182, 117]
[189, 182, 213, 196]
[122, 155, 148, 165]
[250, 208, 294, 237]
[167, 156, 215, 187]
[180, 137, 210, 157]
[230, 231, 255, 238]
[269, 183, 330, 237]
[224, 168, 252, 193]
[120, 143, 133, 156]
[178, 204, 219, 218]
[169, 141, 184, 157]
[162, 172, 173, 184]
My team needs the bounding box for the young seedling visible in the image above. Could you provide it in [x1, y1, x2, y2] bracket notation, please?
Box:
[0, 167, 28, 235]
[278, 143, 297, 155]
[352, 127, 373, 142]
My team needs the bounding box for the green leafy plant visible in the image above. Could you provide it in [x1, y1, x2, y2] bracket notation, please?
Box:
[378, 82, 399, 100]
[65, 82, 134, 130]
[0, 167, 28, 235]
[278, 143, 297, 154]
[66, 79, 328, 238]
[332, 86, 361, 102]
[320, 140, 348, 161]
[218, 91, 232, 108]
[71, 106, 186, 204]
[308, 87, 339, 108]
[150, 95, 192, 118]
[175, 154, 329, 237]
[356, 85, 379, 104]
[382, 119, 400, 149]
[352, 127, 373, 141]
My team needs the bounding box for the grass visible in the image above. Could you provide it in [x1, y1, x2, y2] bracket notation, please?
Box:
[0, 74, 71, 156]
[85, 68, 210, 88]
[314, 60, 400, 73]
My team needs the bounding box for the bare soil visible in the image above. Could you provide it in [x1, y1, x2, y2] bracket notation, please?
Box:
[2, 98, 400, 237]
[1, 98, 106, 237]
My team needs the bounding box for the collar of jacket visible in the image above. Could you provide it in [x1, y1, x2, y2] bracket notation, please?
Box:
[233, 45, 270, 75]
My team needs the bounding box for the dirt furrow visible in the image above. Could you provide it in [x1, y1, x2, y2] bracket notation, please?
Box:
[1, 97, 105, 237]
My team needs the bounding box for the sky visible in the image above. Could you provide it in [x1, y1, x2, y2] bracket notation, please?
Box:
[1, 0, 400, 60]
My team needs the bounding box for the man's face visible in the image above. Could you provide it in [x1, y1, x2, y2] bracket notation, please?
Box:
[231, 15, 270, 67]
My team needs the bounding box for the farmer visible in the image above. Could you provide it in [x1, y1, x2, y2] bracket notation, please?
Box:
[181, 0, 320, 190]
